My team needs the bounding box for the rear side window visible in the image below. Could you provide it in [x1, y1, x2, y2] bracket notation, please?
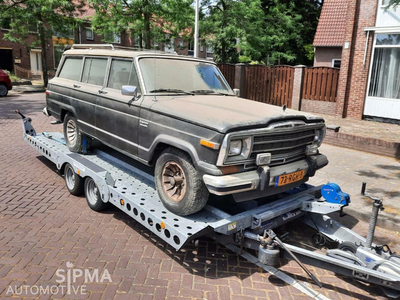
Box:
[107, 59, 141, 93]
[58, 57, 82, 81]
[81, 57, 108, 86]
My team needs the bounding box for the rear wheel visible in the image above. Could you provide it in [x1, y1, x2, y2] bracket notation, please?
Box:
[0, 83, 8, 97]
[63, 114, 83, 153]
[155, 148, 209, 216]
[84, 177, 109, 212]
[64, 163, 84, 196]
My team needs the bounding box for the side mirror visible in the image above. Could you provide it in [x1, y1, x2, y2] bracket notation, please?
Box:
[233, 88, 240, 96]
[121, 85, 138, 98]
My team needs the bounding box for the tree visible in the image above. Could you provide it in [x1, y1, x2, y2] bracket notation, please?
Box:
[89, 0, 194, 49]
[200, 0, 265, 64]
[201, 0, 323, 65]
[0, 0, 86, 87]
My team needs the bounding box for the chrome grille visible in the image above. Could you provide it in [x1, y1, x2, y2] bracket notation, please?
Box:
[251, 128, 315, 166]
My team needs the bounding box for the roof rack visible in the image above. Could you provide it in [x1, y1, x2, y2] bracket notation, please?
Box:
[69, 44, 178, 55]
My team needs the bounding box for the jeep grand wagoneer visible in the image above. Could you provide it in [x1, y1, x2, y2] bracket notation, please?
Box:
[45, 44, 328, 216]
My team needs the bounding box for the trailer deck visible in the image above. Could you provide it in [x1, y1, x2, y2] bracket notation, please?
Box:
[19, 113, 400, 299]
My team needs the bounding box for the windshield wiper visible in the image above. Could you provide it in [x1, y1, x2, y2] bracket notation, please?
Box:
[149, 88, 194, 95]
[190, 89, 232, 96]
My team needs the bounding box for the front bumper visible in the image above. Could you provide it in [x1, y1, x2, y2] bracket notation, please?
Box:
[203, 154, 328, 196]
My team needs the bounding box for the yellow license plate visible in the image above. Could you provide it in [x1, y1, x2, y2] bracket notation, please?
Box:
[275, 170, 305, 187]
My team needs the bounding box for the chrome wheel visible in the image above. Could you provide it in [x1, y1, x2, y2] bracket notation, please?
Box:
[65, 165, 76, 190]
[85, 178, 100, 206]
[66, 119, 77, 147]
[0, 85, 7, 97]
[162, 162, 187, 202]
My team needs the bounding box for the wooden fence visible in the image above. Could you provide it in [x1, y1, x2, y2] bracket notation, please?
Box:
[243, 65, 294, 107]
[217, 64, 340, 111]
[302, 67, 339, 102]
[218, 64, 236, 89]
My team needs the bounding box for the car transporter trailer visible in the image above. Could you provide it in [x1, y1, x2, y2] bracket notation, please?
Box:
[18, 111, 400, 299]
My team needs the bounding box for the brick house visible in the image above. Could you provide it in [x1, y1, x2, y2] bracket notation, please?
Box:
[313, 0, 400, 121]
[0, 7, 213, 78]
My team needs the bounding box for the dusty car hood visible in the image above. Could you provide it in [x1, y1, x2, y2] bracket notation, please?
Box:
[147, 95, 324, 133]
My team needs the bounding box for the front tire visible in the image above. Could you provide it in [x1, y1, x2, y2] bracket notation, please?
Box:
[0, 84, 8, 97]
[84, 177, 109, 212]
[63, 114, 83, 153]
[155, 148, 209, 216]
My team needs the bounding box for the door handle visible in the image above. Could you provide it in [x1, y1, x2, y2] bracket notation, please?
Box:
[98, 90, 107, 94]
[73, 84, 81, 88]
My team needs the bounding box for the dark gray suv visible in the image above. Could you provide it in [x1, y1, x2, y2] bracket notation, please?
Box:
[45, 44, 328, 216]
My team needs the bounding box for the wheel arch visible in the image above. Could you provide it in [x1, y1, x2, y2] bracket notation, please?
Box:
[148, 136, 199, 167]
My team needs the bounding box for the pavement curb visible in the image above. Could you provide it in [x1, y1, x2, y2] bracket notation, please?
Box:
[324, 129, 400, 159]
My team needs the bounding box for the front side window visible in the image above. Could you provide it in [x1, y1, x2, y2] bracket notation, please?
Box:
[81, 57, 108, 86]
[58, 57, 82, 81]
[368, 34, 400, 99]
[107, 59, 141, 93]
[139, 58, 233, 94]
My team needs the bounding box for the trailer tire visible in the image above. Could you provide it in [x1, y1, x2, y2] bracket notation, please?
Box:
[84, 177, 109, 212]
[338, 241, 359, 254]
[64, 163, 84, 196]
[63, 114, 83, 153]
[155, 148, 209, 216]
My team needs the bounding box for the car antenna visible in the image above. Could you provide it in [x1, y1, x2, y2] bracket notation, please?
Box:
[282, 104, 287, 112]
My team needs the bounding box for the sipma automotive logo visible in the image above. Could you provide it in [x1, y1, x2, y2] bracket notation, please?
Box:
[6, 261, 112, 296]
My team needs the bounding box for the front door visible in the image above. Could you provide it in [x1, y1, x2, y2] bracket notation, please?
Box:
[30, 50, 42, 76]
[96, 58, 142, 157]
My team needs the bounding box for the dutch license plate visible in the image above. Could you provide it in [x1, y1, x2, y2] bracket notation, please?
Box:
[275, 170, 305, 187]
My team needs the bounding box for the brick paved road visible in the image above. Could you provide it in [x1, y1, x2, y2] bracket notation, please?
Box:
[0, 92, 399, 300]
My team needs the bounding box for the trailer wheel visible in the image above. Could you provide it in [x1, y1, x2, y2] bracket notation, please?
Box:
[338, 241, 359, 254]
[84, 177, 109, 212]
[63, 114, 83, 153]
[64, 163, 84, 196]
[155, 148, 209, 216]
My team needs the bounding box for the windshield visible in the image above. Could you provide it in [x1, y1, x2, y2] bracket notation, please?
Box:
[139, 58, 234, 95]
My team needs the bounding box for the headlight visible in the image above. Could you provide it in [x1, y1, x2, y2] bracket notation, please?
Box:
[313, 126, 326, 146]
[228, 140, 242, 156]
[225, 137, 252, 163]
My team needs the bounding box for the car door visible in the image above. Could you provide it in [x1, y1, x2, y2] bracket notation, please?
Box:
[73, 56, 109, 137]
[95, 58, 142, 156]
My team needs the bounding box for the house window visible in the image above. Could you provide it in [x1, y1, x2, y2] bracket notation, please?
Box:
[368, 33, 400, 99]
[134, 36, 140, 48]
[164, 37, 174, 53]
[0, 18, 11, 30]
[85, 27, 94, 41]
[179, 40, 184, 48]
[107, 32, 121, 44]
[53, 45, 64, 68]
[381, 0, 390, 5]
[28, 20, 38, 33]
[332, 59, 341, 68]
[188, 41, 194, 56]
[206, 44, 213, 59]
[200, 44, 204, 52]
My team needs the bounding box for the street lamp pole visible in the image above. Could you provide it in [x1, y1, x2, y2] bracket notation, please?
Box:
[194, 0, 199, 58]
